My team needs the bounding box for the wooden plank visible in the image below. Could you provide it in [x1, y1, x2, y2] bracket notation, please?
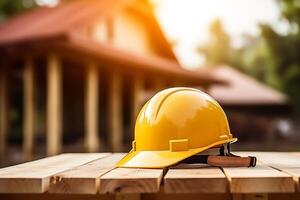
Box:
[222, 160, 295, 193]
[116, 194, 141, 200]
[0, 153, 108, 193]
[46, 54, 62, 156]
[108, 71, 123, 152]
[233, 194, 268, 200]
[84, 62, 99, 152]
[144, 193, 232, 200]
[23, 57, 35, 161]
[99, 167, 163, 194]
[2, 193, 300, 200]
[49, 154, 124, 194]
[239, 152, 300, 192]
[164, 165, 227, 193]
[0, 65, 8, 162]
[269, 193, 300, 200]
[0, 194, 115, 200]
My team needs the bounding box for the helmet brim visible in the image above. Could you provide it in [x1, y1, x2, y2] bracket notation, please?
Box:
[116, 138, 237, 168]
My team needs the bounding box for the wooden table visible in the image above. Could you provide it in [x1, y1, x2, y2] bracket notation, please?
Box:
[0, 152, 299, 200]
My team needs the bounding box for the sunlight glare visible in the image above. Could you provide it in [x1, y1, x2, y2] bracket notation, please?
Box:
[151, 0, 282, 68]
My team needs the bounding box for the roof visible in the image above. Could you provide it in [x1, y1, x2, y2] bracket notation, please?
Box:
[209, 66, 288, 106]
[0, 0, 127, 45]
[44, 35, 224, 85]
[0, 0, 225, 85]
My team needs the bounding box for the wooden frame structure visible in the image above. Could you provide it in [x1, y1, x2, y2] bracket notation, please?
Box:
[0, 0, 226, 164]
[0, 52, 216, 162]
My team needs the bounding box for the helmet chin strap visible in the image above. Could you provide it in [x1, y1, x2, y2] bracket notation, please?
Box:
[220, 143, 230, 156]
[180, 143, 257, 167]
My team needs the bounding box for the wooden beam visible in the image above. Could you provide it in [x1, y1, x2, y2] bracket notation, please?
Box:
[23, 57, 35, 161]
[47, 54, 62, 156]
[144, 194, 232, 200]
[84, 62, 99, 152]
[0, 153, 106, 193]
[0, 194, 117, 200]
[108, 71, 123, 152]
[131, 76, 143, 132]
[0, 65, 7, 162]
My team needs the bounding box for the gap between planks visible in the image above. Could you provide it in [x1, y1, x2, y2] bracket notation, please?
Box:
[163, 164, 228, 193]
[0, 153, 110, 193]
[99, 167, 164, 194]
[236, 152, 300, 192]
[222, 153, 295, 194]
[50, 153, 164, 194]
[49, 153, 125, 194]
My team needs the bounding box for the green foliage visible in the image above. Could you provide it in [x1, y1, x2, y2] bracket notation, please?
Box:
[253, 0, 300, 108]
[201, 0, 300, 110]
[0, 0, 36, 23]
[199, 19, 232, 66]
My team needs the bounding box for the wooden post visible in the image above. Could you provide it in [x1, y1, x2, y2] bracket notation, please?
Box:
[131, 76, 144, 132]
[0, 66, 7, 162]
[84, 62, 99, 152]
[153, 77, 165, 93]
[46, 54, 62, 156]
[23, 57, 35, 160]
[108, 71, 123, 152]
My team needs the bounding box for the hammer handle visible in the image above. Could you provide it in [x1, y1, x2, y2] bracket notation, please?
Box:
[207, 155, 256, 167]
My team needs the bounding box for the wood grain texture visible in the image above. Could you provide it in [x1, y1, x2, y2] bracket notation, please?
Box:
[143, 193, 232, 200]
[99, 168, 163, 194]
[232, 193, 268, 200]
[0, 194, 115, 200]
[131, 75, 144, 133]
[0, 153, 108, 193]
[222, 161, 295, 193]
[1, 193, 300, 200]
[238, 152, 300, 192]
[1, 152, 300, 195]
[49, 154, 124, 194]
[164, 165, 227, 193]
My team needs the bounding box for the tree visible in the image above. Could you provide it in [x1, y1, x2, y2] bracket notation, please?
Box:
[0, 0, 36, 23]
[212, 0, 300, 109]
[199, 19, 232, 66]
[257, 0, 300, 108]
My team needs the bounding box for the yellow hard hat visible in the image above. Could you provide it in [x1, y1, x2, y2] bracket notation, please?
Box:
[117, 87, 254, 168]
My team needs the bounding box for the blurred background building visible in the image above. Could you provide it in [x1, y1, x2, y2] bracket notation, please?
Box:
[0, 0, 299, 166]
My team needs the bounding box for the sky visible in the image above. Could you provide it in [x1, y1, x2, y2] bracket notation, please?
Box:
[151, 0, 286, 69]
